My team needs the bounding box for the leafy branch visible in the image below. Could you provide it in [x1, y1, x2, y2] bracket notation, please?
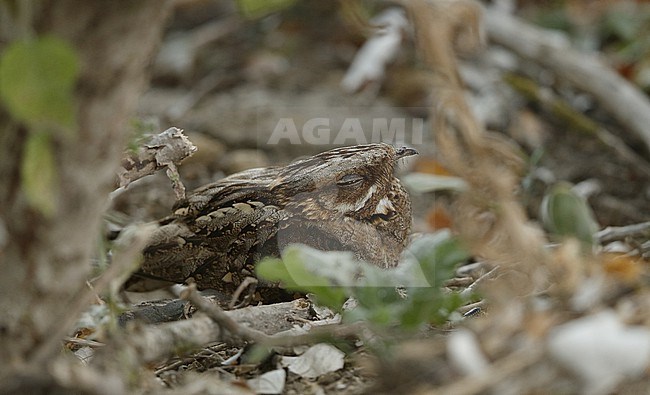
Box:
[257, 231, 472, 330]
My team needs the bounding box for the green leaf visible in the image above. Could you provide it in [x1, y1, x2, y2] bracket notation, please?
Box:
[0, 36, 79, 134]
[283, 247, 333, 288]
[284, 247, 349, 308]
[398, 291, 435, 328]
[306, 286, 349, 309]
[406, 231, 470, 288]
[392, 289, 465, 329]
[401, 173, 468, 193]
[257, 248, 348, 309]
[258, 234, 470, 329]
[257, 257, 298, 287]
[540, 182, 599, 247]
[21, 131, 58, 217]
[241, 344, 274, 365]
[236, 0, 297, 19]
[602, 9, 643, 42]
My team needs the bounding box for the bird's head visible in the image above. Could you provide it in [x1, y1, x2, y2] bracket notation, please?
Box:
[272, 143, 417, 226]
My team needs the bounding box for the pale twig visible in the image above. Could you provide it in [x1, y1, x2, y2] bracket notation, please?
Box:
[165, 72, 232, 121]
[460, 265, 499, 298]
[504, 73, 650, 177]
[485, 7, 650, 154]
[31, 224, 156, 367]
[228, 277, 258, 309]
[596, 221, 650, 244]
[115, 127, 197, 201]
[181, 283, 270, 343]
[128, 299, 311, 363]
[182, 284, 368, 348]
[457, 300, 486, 315]
[153, 343, 228, 375]
[63, 337, 106, 348]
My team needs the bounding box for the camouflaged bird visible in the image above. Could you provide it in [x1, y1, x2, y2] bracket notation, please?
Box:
[126, 143, 417, 294]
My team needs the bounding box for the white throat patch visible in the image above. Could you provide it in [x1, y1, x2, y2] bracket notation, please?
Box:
[374, 196, 395, 215]
[353, 185, 377, 212]
[337, 185, 378, 213]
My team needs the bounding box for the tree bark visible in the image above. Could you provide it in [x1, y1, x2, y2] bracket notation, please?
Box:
[0, 0, 172, 390]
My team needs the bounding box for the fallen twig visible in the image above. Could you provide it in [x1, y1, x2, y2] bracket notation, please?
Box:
[63, 337, 106, 348]
[127, 287, 337, 363]
[484, 7, 650, 155]
[165, 72, 236, 121]
[505, 73, 650, 177]
[181, 283, 271, 343]
[596, 221, 650, 244]
[460, 265, 499, 298]
[183, 284, 367, 348]
[115, 127, 197, 201]
[228, 277, 259, 309]
[153, 343, 228, 375]
[30, 224, 156, 368]
[154, 16, 241, 81]
[404, 0, 549, 309]
[457, 300, 485, 316]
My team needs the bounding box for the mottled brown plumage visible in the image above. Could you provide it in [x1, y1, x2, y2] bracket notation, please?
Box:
[126, 144, 417, 293]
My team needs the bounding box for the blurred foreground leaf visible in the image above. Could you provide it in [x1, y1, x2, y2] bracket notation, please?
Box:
[0, 35, 79, 134]
[540, 181, 599, 248]
[401, 172, 468, 193]
[236, 0, 297, 19]
[257, 248, 349, 308]
[258, 231, 471, 330]
[21, 132, 58, 217]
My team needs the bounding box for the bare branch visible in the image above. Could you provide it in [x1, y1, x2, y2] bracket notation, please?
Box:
[127, 291, 312, 363]
[484, 7, 650, 154]
[117, 127, 197, 200]
[31, 224, 156, 368]
[596, 221, 650, 244]
[180, 283, 272, 343]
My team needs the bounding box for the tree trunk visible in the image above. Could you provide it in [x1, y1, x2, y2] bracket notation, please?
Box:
[0, 0, 172, 391]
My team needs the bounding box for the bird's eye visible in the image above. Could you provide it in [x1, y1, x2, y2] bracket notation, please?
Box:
[337, 174, 364, 187]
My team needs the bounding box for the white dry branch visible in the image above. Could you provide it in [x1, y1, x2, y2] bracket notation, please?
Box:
[129, 296, 313, 364]
[125, 284, 372, 365]
[30, 224, 156, 367]
[596, 221, 650, 243]
[115, 127, 197, 201]
[154, 16, 241, 81]
[484, 7, 650, 154]
[341, 8, 408, 93]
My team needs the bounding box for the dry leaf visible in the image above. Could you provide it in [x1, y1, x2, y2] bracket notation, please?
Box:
[280, 343, 345, 378]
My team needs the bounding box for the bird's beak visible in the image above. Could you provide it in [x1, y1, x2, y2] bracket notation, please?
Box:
[395, 146, 418, 159]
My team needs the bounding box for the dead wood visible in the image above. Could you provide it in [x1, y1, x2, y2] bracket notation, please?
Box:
[484, 6, 650, 155]
[128, 294, 313, 363]
[505, 73, 650, 177]
[116, 127, 197, 201]
[0, 1, 173, 391]
[596, 221, 650, 243]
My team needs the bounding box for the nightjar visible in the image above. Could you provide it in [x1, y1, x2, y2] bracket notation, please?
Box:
[126, 143, 417, 294]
